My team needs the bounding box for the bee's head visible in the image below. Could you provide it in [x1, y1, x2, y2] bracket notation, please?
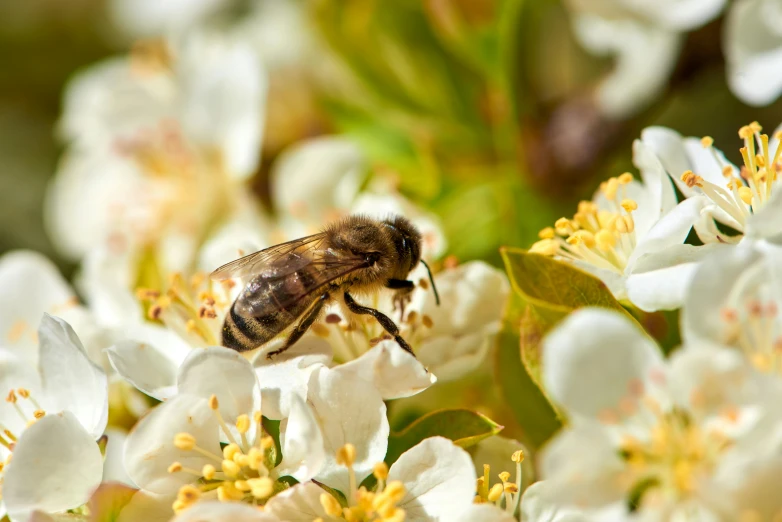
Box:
[382, 215, 422, 276]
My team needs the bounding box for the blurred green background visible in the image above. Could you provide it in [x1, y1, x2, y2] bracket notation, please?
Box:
[4, 0, 782, 274]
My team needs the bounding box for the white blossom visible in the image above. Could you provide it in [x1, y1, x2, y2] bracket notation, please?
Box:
[537, 307, 782, 519]
[530, 165, 709, 311]
[564, 0, 726, 117]
[635, 122, 782, 244]
[47, 31, 265, 273]
[0, 315, 108, 522]
[725, 0, 782, 106]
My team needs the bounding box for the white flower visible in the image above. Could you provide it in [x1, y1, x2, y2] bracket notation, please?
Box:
[520, 481, 625, 522]
[108, 0, 313, 71]
[538, 307, 782, 519]
[682, 240, 782, 378]
[635, 122, 782, 243]
[0, 315, 108, 522]
[530, 167, 708, 311]
[263, 437, 480, 522]
[124, 347, 389, 517]
[725, 0, 782, 106]
[564, 0, 725, 117]
[47, 31, 265, 273]
[170, 500, 281, 522]
[0, 250, 112, 367]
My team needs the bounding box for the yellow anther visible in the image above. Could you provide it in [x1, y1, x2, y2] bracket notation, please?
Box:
[248, 477, 274, 499]
[253, 411, 263, 423]
[739, 186, 754, 205]
[727, 178, 743, 190]
[336, 443, 357, 467]
[681, 170, 703, 188]
[320, 493, 343, 517]
[135, 288, 160, 300]
[498, 471, 511, 483]
[217, 483, 244, 502]
[373, 462, 389, 481]
[221, 459, 241, 478]
[538, 227, 555, 239]
[554, 217, 575, 235]
[223, 443, 241, 461]
[177, 484, 201, 503]
[233, 453, 249, 467]
[167, 462, 183, 473]
[602, 177, 619, 200]
[185, 319, 197, 333]
[236, 414, 250, 434]
[384, 481, 406, 502]
[529, 239, 558, 256]
[202, 464, 216, 480]
[618, 172, 634, 184]
[208, 394, 219, 410]
[487, 483, 504, 502]
[6, 390, 17, 403]
[756, 154, 766, 167]
[234, 480, 252, 492]
[568, 230, 596, 248]
[172, 499, 188, 514]
[701, 136, 714, 148]
[577, 200, 598, 214]
[173, 433, 196, 450]
[148, 305, 164, 321]
[504, 483, 519, 493]
[620, 199, 638, 212]
[750, 121, 762, 133]
[739, 125, 753, 139]
[33, 410, 45, 419]
[261, 436, 274, 450]
[723, 166, 734, 177]
[511, 450, 525, 463]
[247, 447, 264, 470]
[422, 315, 434, 328]
[16, 388, 30, 399]
[406, 311, 419, 324]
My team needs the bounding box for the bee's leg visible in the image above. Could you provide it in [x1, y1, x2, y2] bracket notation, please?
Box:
[386, 279, 415, 317]
[266, 292, 329, 360]
[343, 291, 414, 356]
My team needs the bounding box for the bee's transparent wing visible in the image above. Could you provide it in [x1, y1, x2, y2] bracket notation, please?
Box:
[210, 234, 327, 283]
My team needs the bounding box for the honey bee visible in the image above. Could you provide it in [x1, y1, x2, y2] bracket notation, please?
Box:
[211, 214, 440, 359]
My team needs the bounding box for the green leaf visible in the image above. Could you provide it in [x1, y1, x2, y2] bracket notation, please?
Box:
[500, 246, 630, 315]
[385, 409, 503, 466]
[495, 330, 561, 449]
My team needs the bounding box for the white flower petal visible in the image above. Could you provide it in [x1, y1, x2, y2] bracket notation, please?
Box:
[542, 308, 664, 419]
[177, 34, 265, 178]
[632, 136, 678, 217]
[628, 196, 706, 264]
[681, 243, 760, 347]
[638, 126, 693, 196]
[540, 424, 626, 507]
[573, 15, 680, 118]
[308, 367, 389, 493]
[626, 243, 726, 311]
[124, 395, 219, 494]
[276, 394, 326, 482]
[388, 437, 476, 522]
[333, 341, 435, 400]
[107, 340, 179, 401]
[263, 482, 332, 521]
[452, 504, 516, 522]
[746, 187, 782, 240]
[3, 412, 102, 521]
[417, 334, 491, 382]
[38, 314, 108, 438]
[108, 0, 224, 38]
[176, 347, 260, 430]
[171, 501, 282, 522]
[103, 428, 135, 487]
[272, 136, 365, 237]
[0, 251, 78, 356]
[252, 336, 331, 420]
[520, 480, 626, 522]
[0, 348, 42, 435]
[725, 0, 782, 106]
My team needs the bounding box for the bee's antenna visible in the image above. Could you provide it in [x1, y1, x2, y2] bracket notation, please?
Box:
[420, 259, 440, 306]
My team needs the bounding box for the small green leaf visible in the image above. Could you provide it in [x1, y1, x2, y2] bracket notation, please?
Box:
[500, 247, 629, 315]
[385, 409, 503, 466]
[495, 330, 561, 450]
